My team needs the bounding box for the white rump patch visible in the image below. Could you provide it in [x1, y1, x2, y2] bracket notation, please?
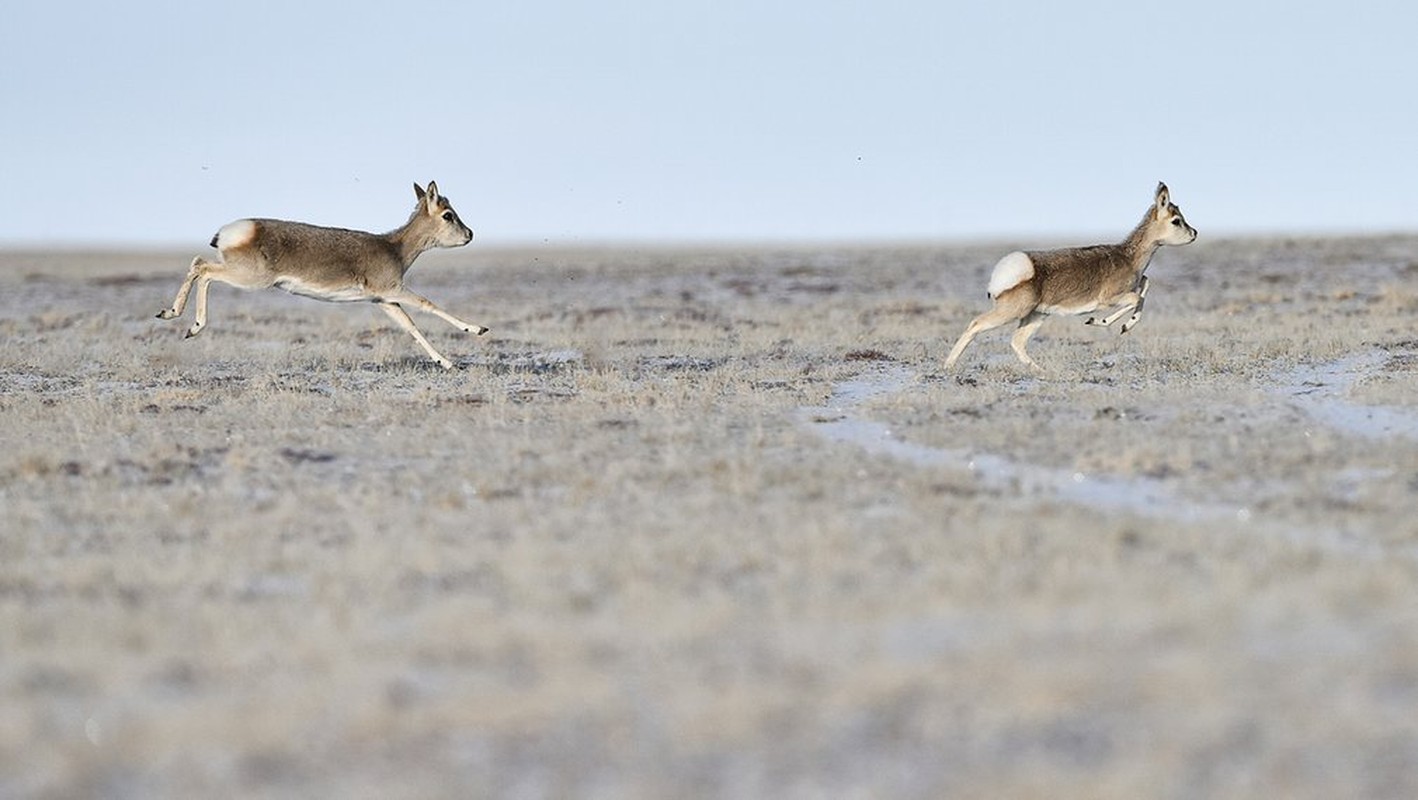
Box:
[214, 219, 258, 251]
[986, 251, 1034, 298]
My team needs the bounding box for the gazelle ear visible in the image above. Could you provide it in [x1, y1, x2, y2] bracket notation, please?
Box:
[1155, 182, 1171, 209]
[425, 181, 440, 204]
[413, 182, 427, 203]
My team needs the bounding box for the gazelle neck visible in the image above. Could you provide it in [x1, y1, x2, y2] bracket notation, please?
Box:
[386, 213, 439, 269]
[1121, 211, 1163, 272]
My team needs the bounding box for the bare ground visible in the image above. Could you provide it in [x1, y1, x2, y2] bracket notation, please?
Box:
[3, 236, 1418, 798]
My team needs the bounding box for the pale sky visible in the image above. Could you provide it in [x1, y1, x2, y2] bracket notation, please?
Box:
[3, 1, 1415, 246]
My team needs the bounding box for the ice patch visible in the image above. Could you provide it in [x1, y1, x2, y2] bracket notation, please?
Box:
[798, 364, 1230, 522]
[797, 359, 1418, 560]
[1279, 350, 1418, 439]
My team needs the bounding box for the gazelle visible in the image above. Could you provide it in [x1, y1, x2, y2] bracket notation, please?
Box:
[156, 181, 487, 369]
[943, 182, 1197, 372]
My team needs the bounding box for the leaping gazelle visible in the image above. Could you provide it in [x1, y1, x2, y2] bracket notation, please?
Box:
[944, 182, 1197, 372]
[156, 181, 487, 369]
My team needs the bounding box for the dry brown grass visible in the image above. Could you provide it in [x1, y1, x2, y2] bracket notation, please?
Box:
[3, 237, 1418, 798]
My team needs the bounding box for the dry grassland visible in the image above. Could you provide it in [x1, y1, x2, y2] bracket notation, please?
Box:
[3, 236, 1418, 798]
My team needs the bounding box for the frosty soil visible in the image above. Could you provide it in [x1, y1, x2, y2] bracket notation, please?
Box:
[1280, 349, 1418, 440]
[801, 365, 1236, 522]
[6, 239, 1418, 798]
[803, 346, 1418, 546]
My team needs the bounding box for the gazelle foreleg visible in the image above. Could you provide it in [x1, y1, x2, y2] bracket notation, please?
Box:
[1120, 276, 1150, 334]
[379, 302, 455, 370]
[1084, 300, 1137, 328]
[1084, 276, 1150, 331]
[381, 289, 489, 336]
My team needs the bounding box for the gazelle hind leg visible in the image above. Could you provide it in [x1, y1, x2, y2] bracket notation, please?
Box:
[946, 308, 1020, 370]
[379, 302, 455, 369]
[944, 289, 1035, 371]
[1010, 312, 1046, 371]
[186, 276, 214, 338]
[182, 259, 272, 339]
[156, 256, 207, 320]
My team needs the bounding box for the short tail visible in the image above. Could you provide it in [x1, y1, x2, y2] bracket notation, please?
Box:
[986, 251, 1035, 299]
[211, 219, 257, 251]
[209, 233, 219, 248]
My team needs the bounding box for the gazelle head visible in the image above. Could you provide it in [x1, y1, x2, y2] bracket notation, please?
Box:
[1148, 182, 1197, 246]
[412, 180, 474, 248]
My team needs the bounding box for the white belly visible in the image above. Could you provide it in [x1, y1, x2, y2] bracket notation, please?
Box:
[1036, 301, 1101, 316]
[274, 277, 371, 303]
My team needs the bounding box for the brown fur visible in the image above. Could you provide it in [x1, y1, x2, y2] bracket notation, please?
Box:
[944, 183, 1197, 372]
[229, 220, 407, 293]
[156, 181, 483, 369]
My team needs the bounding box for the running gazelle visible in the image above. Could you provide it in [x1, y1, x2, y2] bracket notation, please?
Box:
[944, 182, 1197, 371]
[156, 181, 486, 369]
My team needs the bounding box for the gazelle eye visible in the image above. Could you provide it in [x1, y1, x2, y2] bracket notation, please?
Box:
[441, 211, 454, 222]
[1171, 218, 1183, 225]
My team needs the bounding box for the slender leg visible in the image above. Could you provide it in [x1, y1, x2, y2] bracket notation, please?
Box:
[178, 259, 274, 339]
[945, 303, 1031, 371]
[945, 317, 992, 371]
[382, 289, 488, 335]
[156, 256, 206, 320]
[1010, 312, 1046, 370]
[186, 277, 214, 338]
[1086, 277, 1151, 332]
[1086, 299, 1137, 328]
[379, 302, 455, 369]
[156, 256, 229, 337]
[1120, 276, 1150, 334]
